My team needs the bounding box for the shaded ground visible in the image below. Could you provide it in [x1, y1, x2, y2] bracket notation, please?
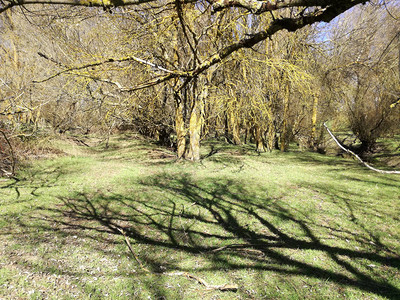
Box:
[0, 134, 399, 299]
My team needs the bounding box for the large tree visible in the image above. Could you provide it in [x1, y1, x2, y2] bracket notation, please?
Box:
[0, 0, 380, 160]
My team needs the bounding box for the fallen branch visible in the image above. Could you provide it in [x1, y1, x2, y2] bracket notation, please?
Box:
[163, 272, 238, 292]
[69, 137, 90, 147]
[117, 226, 238, 292]
[117, 227, 151, 273]
[210, 243, 263, 254]
[323, 123, 400, 174]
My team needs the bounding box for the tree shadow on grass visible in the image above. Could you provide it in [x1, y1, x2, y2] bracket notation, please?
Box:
[2, 173, 400, 298]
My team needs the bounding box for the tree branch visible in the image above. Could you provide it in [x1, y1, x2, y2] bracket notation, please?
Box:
[71, 72, 179, 92]
[190, 1, 368, 78]
[33, 52, 183, 92]
[0, 0, 200, 13]
[33, 52, 185, 84]
[324, 123, 400, 175]
[0, 0, 155, 13]
[3, 0, 370, 90]
[209, 0, 357, 14]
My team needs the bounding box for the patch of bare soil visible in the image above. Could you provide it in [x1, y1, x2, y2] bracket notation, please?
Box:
[147, 149, 176, 160]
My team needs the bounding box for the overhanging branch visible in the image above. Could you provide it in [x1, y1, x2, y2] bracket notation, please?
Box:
[210, 0, 333, 14]
[1, 0, 156, 13]
[190, 0, 368, 78]
[33, 52, 186, 84]
[3, 0, 371, 90]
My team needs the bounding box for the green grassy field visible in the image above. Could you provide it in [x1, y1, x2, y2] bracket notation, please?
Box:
[0, 134, 399, 299]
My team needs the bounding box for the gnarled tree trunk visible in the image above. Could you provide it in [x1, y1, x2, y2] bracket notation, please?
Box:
[186, 85, 207, 161]
[254, 124, 266, 152]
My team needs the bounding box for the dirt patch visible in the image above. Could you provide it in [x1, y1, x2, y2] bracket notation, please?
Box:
[147, 149, 176, 160]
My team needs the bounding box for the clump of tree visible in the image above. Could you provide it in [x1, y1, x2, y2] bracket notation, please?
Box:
[1, 0, 399, 168]
[321, 3, 400, 155]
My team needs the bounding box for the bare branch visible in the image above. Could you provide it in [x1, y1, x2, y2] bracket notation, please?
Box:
[69, 71, 179, 92]
[121, 73, 180, 92]
[0, 0, 199, 13]
[33, 52, 185, 84]
[1, 0, 156, 14]
[324, 123, 400, 175]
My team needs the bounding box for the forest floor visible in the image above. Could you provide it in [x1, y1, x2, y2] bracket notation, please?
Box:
[0, 134, 399, 299]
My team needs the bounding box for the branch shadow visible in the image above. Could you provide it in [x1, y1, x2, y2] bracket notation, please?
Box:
[8, 172, 397, 299]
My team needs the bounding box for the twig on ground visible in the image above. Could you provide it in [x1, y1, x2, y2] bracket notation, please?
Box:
[163, 272, 238, 292]
[69, 137, 90, 147]
[324, 123, 400, 174]
[210, 244, 265, 257]
[117, 226, 238, 292]
[116, 227, 151, 273]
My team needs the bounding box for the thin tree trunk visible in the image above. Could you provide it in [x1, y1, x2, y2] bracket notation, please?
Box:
[310, 93, 319, 150]
[280, 86, 290, 152]
[175, 97, 186, 159]
[266, 118, 275, 151]
[224, 111, 232, 144]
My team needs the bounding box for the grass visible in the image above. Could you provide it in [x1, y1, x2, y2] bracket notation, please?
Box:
[0, 133, 399, 299]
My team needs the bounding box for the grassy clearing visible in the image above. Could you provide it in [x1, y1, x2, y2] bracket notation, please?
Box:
[0, 134, 399, 299]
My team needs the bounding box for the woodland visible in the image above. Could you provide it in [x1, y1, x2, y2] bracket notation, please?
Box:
[0, 0, 399, 168]
[0, 0, 400, 299]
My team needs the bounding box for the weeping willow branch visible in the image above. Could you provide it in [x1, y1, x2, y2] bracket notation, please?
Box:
[33, 52, 185, 92]
[33, 52, 186, 84]
[324, 123, 400, 175]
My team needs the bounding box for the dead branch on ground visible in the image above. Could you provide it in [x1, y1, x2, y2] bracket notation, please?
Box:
[324, 123, 400, 174]
[117, 226, 238, 292]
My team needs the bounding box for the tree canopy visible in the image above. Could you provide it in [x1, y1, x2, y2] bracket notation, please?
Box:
[0, 0, 372, 83]
[1, 0, 399, 165]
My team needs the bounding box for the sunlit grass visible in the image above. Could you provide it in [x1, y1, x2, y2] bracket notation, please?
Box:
[0, 134, 399, 299]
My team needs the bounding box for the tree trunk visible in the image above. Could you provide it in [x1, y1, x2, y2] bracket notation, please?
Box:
[230, 110, 241, 145]
[186, 86, 207, 161]
[224, 111, 232, 144]
[310, 93, 319, 150]
[175, 99, 186, 159]
[280, 88, 290, 152]
[266, 118, 275, 151]
[254, 124, 266, 152]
